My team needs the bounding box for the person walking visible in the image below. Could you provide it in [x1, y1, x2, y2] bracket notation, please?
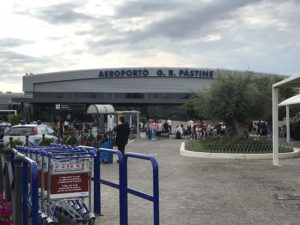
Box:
[113, 115, 130, 155]
[151, 119, 158, 140]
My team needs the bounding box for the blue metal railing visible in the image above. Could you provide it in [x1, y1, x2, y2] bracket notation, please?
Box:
[21, 155, 39, 225]
[93, 147, 124, 223]
[123, 153, 159, 225]
[9, 148, 39, 225]
[93, 150, 160, 225]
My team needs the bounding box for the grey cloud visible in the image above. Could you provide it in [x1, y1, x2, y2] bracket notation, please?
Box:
[75, 18, 112, 36]
[0, 51, 37, 63]
[0, 38, 31, 48]
[31, 2, 94, 24]
[0, 50, 50, 81]
[128, 0, 264, 39]
[87, 0, 264, 49]
[114, 0, 184, 18]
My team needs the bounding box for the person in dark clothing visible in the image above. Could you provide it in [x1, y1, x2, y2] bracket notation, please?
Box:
[113, 115, 130, 155]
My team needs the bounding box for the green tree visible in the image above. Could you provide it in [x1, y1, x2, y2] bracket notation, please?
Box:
[8, 114, 19, 125]
[183, 70, 294, 136]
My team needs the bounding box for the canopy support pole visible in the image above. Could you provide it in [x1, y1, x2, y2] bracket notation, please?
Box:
[272, 87, 279, 166]
[286, 105, 290, 143]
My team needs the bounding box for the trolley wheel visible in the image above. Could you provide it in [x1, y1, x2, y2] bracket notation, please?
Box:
[88, 218, 95, 225]
[43, 217, 55, 225]
[84, 212, 96, 225]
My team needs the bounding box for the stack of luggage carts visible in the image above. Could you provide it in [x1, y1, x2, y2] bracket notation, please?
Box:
[15, 144, 97, 225]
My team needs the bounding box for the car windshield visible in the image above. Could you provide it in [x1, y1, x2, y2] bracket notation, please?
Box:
[39, 126, 47, 135]
[8, 127, 33, 136]
[46, 127, 55, 135]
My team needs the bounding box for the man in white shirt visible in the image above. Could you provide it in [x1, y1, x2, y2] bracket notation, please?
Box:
[175, 125, 183, 139]
[167, 118, 172, 133]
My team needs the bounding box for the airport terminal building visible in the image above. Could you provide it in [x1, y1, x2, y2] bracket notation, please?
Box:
[16, 67, 214, 121]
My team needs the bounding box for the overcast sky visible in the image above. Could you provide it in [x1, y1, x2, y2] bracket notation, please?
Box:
[0, 0, 299, 92]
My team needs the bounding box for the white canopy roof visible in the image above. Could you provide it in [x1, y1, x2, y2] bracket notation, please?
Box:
[278, 94, 300, 106]
[86, 104, 115, 114]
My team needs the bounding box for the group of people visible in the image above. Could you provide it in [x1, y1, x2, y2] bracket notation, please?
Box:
[175, 120, 225, 139]
[246, 119, 270, 136]
[56, 114, 131, 155]
[145, 118, 172, 140]
[143, 118, 227, 140]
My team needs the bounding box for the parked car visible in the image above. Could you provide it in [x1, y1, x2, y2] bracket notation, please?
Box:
[3, 124, 58, 146]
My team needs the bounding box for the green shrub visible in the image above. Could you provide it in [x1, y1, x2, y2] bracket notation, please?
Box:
[8, 115, 19, 125]
[5, 139, 24, 148]
[139, 116, 147, 125]
[38, 138, 55, 146]
[185, 137, 293, 154]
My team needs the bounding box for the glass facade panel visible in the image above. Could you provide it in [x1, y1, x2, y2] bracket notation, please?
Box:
[32, 92, 191, 120]
[34, 92, 190, 100]
[126, 93, 144, 99]
[146, 93, 189, 99]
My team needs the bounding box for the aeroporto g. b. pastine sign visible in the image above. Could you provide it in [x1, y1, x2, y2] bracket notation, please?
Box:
[98, 68, 214, 79]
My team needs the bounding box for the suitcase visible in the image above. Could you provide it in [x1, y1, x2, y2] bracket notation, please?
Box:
[100, 141, 113, 164]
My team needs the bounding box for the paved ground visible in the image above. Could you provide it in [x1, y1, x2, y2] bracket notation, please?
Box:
[61, 137, 300, 225]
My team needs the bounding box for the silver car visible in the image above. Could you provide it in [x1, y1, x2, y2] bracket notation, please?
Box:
[3, 124, 58, 146]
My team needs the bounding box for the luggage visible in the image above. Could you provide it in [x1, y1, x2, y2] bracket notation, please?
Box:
[100, 141, 113, 164]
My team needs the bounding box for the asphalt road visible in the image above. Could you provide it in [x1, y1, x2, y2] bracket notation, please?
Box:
[59, 137, 300, 225]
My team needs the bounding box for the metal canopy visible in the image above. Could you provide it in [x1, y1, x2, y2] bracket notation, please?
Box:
[272, 73, 300, 166]
[86, 104, 115, 114]
[273, 74, 300, 88]
[278, 94, 300, 107]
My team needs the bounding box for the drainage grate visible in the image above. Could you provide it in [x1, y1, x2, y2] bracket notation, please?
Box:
[273, 193, 300, 200]
[264, 185, 295, 192]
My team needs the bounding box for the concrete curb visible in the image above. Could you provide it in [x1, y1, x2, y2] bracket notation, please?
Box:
[180, 142, 300, 160]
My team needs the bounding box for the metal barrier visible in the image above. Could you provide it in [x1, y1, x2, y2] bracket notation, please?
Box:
[93, 149, 160, 225]
[93, 148, 125, 224]
[1, 139, 160, 225]
[18, 150, 39, 225]
[0, 145, 39, 225]
[123, 153, 159, 225]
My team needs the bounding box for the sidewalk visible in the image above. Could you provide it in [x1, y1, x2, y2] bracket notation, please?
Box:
[63, 138, 300, 225]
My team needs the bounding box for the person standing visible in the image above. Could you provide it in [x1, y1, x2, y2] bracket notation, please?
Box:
[260, 119, 268, 136]
[113, 115, 130, 155]
[167, 118, 172, 133]
[151, 119, 158, 140]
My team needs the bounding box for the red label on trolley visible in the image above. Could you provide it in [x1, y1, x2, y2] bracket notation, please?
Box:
[50, 173, 89, 199]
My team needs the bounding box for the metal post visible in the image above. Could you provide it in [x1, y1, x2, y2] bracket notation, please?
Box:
[152, 159, 159, 225]
[272, 87, 279, 166]
[4, 148, 12, 201]
[26, 135, 29, 146]
[30, 162, 39, 225]
[9, 137, 13, 149]
[137, 112, 140, 139]
[14, 155, 23, 225]
[58, 131, 61, 143]
[286, 105, 290, 143]
[21, 100, 24, 121]
[22, 160, 29, 225]
[122, 156, 128, 225]
[123, 153, 159, 225]
[42, 134, 45, 145]
[93, 150, 101, 215]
